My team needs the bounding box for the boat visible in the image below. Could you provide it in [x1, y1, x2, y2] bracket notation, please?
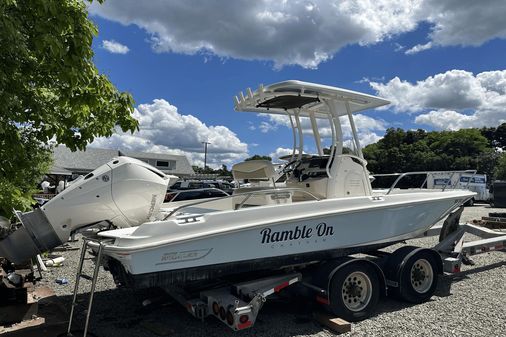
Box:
[96, 80, 474, 289]
[0, 80, 474, 292]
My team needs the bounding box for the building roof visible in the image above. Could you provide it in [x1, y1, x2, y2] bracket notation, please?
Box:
[52, 146, 194, 176]
[123, 150, 194, 175]
[125, 150, 183, 160]
[49, 165, 73, 176]
[53, 147, 119, 173]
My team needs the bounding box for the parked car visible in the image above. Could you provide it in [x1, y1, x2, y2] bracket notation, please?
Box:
[202, 181, 235, 195]
[169, 180, 209, 190]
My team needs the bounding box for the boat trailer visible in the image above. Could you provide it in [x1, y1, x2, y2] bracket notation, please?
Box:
[62, 207, 505, 335]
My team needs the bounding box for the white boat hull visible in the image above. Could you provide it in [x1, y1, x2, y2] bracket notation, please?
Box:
[99, 190, 472, 280]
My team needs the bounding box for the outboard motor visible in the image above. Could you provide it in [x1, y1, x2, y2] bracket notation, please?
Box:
[0, 157, 171, 264]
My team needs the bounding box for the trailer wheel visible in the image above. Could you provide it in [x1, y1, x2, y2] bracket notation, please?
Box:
[328, 263, 380, 322]
[399, 251, 439, 303]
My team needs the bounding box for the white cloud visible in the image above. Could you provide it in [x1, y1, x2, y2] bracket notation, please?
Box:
[421, 0, 506, 48]
[269, 147, 294, 162]
[355, 76, 385, 84]
[90, 0, 506, 67]
[358, 132, 383, 146]
[89, 0, 422, 68]
[405, 41, 432, 54]
[414, 110, 477, 130]
[102, 40, 130, 54]
[259, 121, 277, 133]
[394, 42, 405, 52]
[91, 99, 248, 168]
[371, 70, 486, 112]
[404, 0, 506, 53]
[370, 69, 506, 129]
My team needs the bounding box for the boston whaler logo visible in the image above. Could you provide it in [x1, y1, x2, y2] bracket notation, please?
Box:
[260, 222, 334, 245]
[157, 248, 213, 265]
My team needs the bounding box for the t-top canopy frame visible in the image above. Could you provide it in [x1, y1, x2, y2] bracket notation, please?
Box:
[234, 80, 390, 118]
[234, 80, 390, 169]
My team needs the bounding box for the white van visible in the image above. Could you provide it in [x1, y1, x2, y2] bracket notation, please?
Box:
[426, 172, 490, 205]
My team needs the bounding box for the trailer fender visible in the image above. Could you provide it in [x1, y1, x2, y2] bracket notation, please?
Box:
[319, 258, 386, 321]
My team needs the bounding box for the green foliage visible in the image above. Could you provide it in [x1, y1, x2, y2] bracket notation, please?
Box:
[323, 147, 353, 155]
[216, 164, 232, 177]
[0, 0, 138, 149]
[495, 153, 506, 180]
[192, 165, 202, 174]
[480, 123, 506, 150]
[0, 132, 53, 217]
[476, 150, 501, 181]
[192, 164, 232, 177]
[363, 128, 494, 178]
[245, 154, 272, 161]
[0, 0, 138, 218]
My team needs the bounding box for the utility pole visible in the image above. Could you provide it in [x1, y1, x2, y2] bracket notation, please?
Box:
[201, 141, 211, 170]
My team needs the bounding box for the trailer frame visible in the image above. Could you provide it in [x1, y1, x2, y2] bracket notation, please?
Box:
[66, 207, 506, 335]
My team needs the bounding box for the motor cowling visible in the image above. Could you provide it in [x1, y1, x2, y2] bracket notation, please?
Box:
[0, 157, 171, 264]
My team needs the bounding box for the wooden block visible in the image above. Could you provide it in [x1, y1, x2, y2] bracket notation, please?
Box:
[480, 220, 506, 229]
[481, 216, 506, 222]
[313, 311, 351, 334]
[0, 316, 45, 334]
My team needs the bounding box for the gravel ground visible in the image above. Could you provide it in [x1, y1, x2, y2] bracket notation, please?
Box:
[39, 204, 506, 337]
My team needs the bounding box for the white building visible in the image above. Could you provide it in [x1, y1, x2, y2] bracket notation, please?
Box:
[51, 146, 194, 177]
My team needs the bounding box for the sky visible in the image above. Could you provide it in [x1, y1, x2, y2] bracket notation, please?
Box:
[87, 0, 506, 168]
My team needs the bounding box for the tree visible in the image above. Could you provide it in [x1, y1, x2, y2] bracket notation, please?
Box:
[245, 155, 272, 161]
[323, 147, 353, 155]
[192, 165, 204, 174]
[0, 0, 138, 218]
[191, 164, 232, 177]
[480, 123, 506, 150]
[363, 128, 491, 175]
[495, 153, 506, 180]
[480, 126, 496, 148]
[216, 164, 232, 177]
[494, 123, 506, 150]
[0, 134, 53, 217]
[476, 150, 500, 182]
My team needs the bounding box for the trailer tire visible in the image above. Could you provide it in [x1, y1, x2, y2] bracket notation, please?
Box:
[398, 250, 439, 303]
[328, 262, 380, 322]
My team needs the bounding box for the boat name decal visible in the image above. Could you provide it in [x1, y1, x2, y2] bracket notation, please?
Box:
[260, 223, 334, 244]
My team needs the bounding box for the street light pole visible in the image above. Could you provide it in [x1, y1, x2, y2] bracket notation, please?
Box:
[201, 141, 210, 170]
